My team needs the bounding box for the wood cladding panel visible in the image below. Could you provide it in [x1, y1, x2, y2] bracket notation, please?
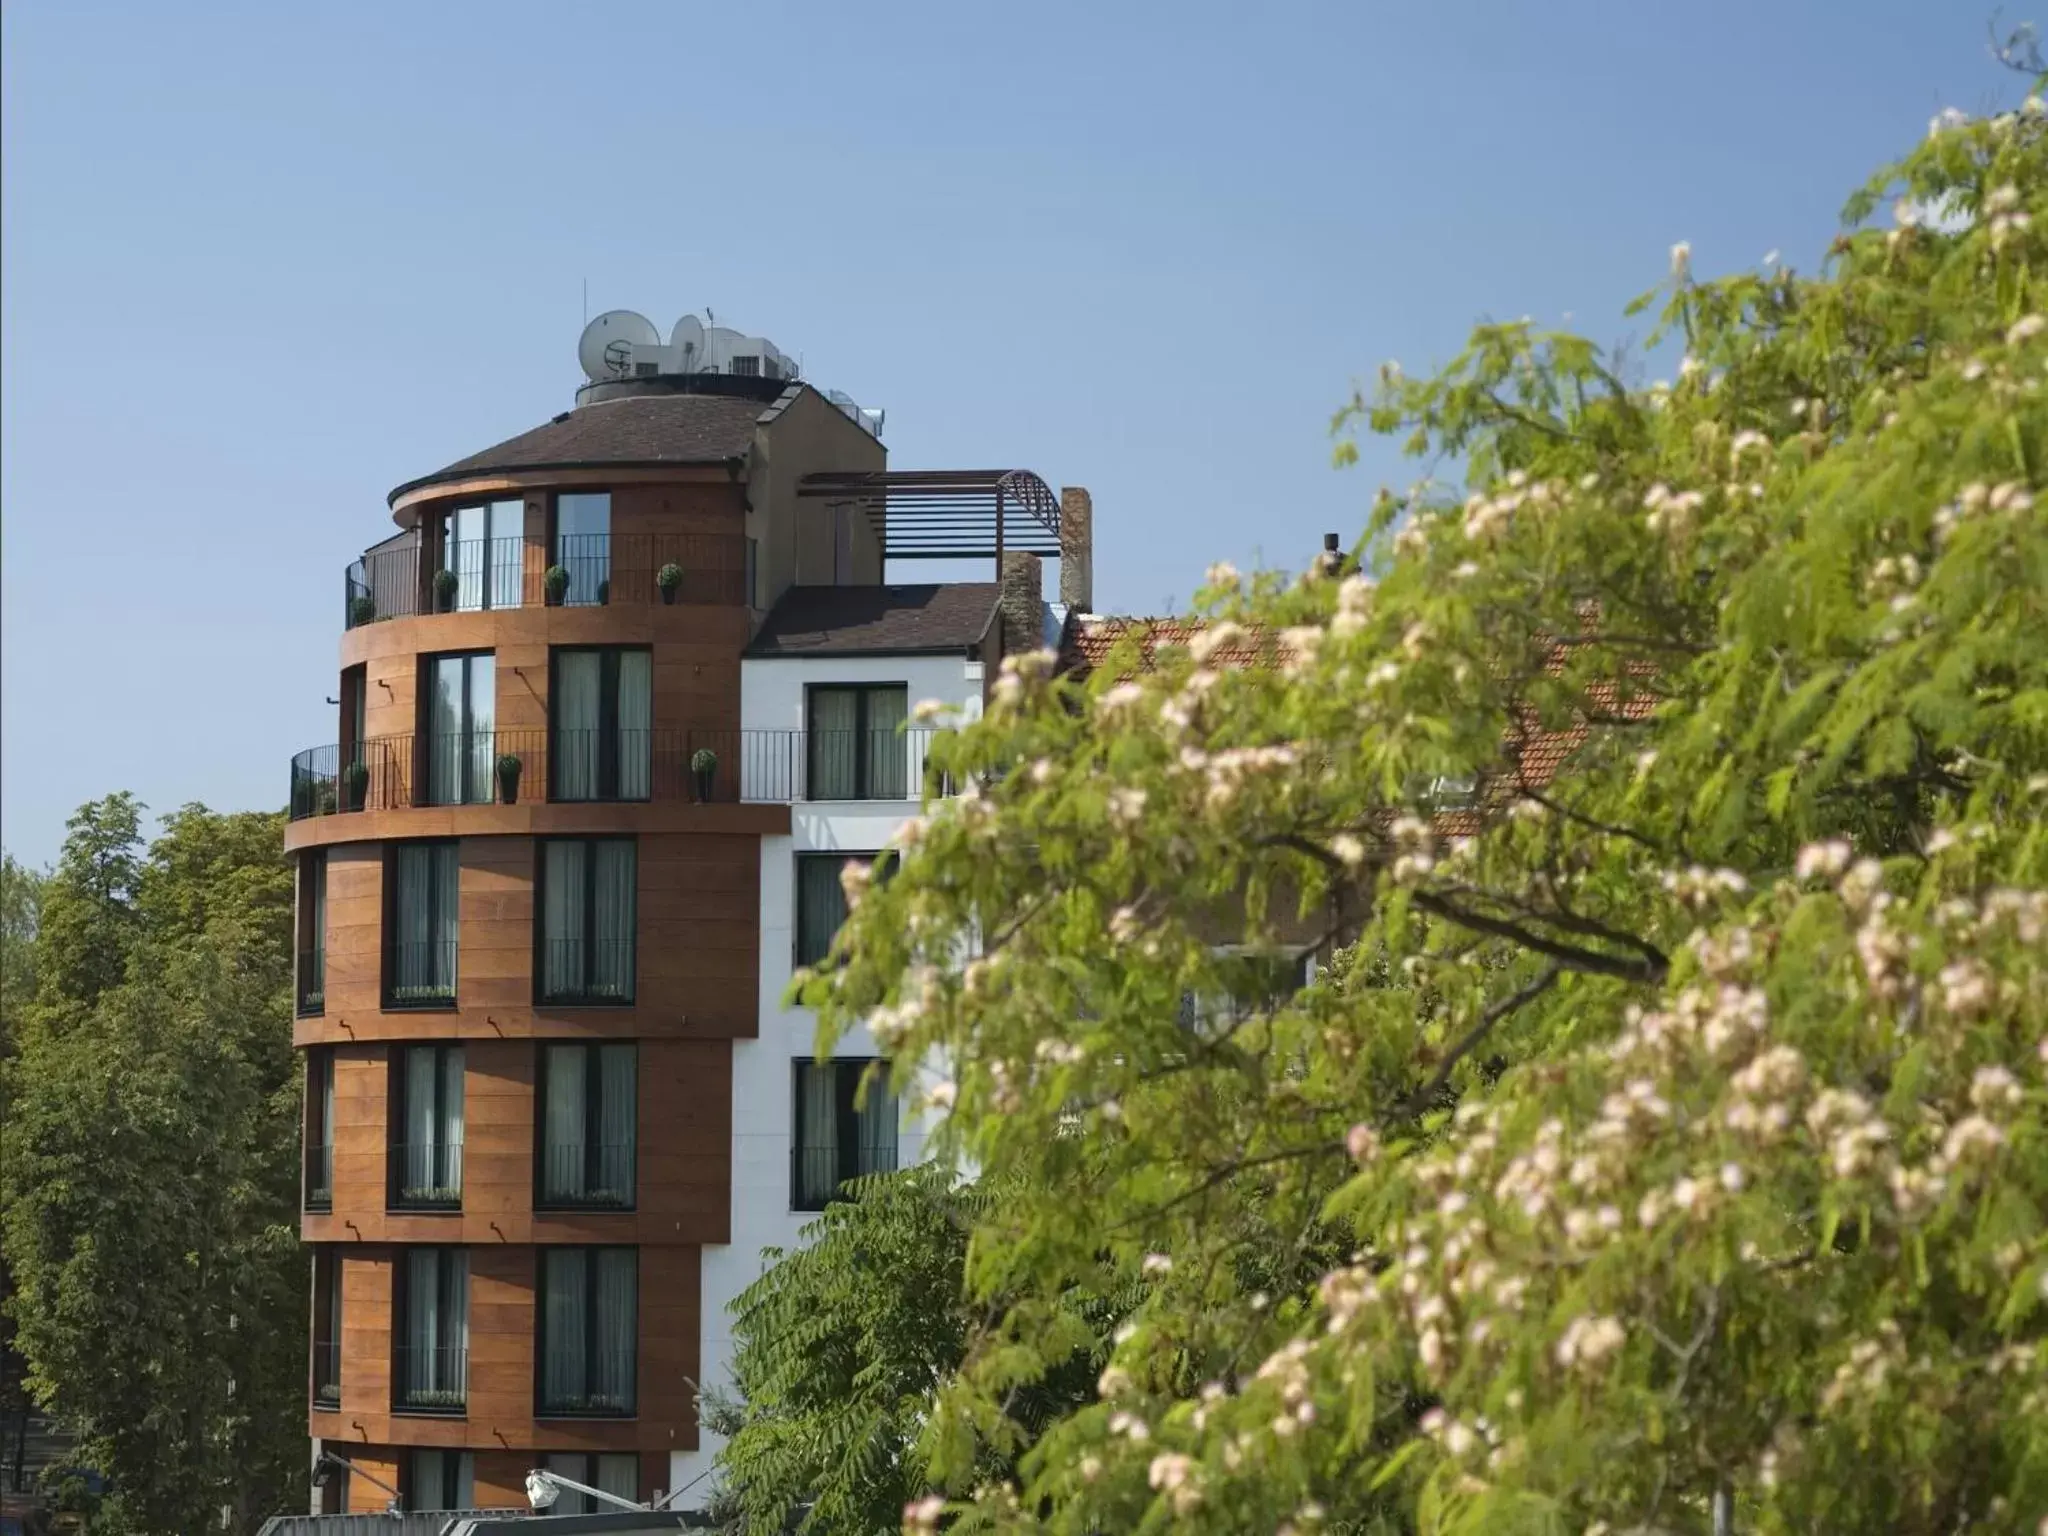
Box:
[311, 1242, 701, 1457]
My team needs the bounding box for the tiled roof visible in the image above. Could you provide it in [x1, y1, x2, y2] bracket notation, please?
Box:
[389, 392, 774, 502]
[747, 583, 1003, 658]
[1058, 614, 1661, 806]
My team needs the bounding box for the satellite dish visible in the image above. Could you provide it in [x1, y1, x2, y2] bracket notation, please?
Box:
[578, 310, 660, 381]
[670, 314, 706, 371]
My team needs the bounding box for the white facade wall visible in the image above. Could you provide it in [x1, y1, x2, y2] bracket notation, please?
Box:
[668, 650, 983, 1504]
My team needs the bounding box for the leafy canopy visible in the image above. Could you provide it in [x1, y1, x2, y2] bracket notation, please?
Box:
[807, 97, 2048, 1535]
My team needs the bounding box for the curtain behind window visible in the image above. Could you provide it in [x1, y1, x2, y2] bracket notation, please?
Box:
[465, 656, 495, 804]
[855, 1069, 899, 1178]
[598, 1044, 636, 1202]
[402, 1249, 467, 1403]
[403, 1047, 437, 1196]
[542, 1044, 587, 1202]
[540, 1249, 589, 1408]
[808, 690, 858, 799]
[408, 1448, 474, 1512]
[795, 1061, 840, 1207]
[543, 841, 586, 998]
[592, 842, 635, 999]
[555, 652, 602, 800]
[865, 688, 908, 798]
[429, 658, 464, 804]
[617, 652, 651, 799]
[596, 1454, 638, 1505]
[594, 1249, 636, 1411]
[796, 856, 854, 967]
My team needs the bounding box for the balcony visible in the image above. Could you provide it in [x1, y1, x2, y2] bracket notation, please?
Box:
[312, 1339, 341, 1408]
[344, 533, 746, 629]
[288, 727, 942, 819]
[390, 1141, 464, 1209]
[392, 1343, 468, 1414]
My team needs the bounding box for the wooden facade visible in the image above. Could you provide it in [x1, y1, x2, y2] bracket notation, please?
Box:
[298, 470, 769, 1501]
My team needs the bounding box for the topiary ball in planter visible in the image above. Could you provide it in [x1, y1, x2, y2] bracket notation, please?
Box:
[349, 594, 378, 627]
[657, 563, 684, 605]
[544, 565, 570, 605]
[690, 747, 718, 802]
[495, 752, 524, 805]
[433, 567, 459, 611]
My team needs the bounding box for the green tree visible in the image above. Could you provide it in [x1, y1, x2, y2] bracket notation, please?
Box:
[811, 97, 2048, 1533]
[1, 803, 304, 1533]
[709, 1166, 1114, 1536]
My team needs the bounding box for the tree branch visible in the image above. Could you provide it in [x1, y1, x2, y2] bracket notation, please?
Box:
[1410, 890, 1667, 983]
[1391, 965, 1560, 1119]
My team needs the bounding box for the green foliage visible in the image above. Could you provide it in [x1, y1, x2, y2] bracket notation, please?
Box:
[0, 801, 303, 1533]
[659, 561, 685, 591]
[808, 98, 2048, 1534]
[710, 1167, 1111, 1535]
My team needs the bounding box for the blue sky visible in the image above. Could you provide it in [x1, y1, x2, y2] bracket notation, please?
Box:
[0, 1, 2018, 866]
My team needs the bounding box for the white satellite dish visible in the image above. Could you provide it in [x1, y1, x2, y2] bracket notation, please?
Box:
[670, 314, 707, 372]
[578, 310, 660, 381]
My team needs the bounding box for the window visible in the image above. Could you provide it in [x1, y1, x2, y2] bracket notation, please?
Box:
[540, 1453, 639, 1513]
[553, 492, 611, 606]
[312, 1248, 342, 1408]
[551, 648, 651, 801]
[406, 1449, 475, 1512]
[806, 685, 908, 800]
[538, 1044, 636, 1209]
[394, 1247, 468, 1413]
[423, 653, 496, 806]
[538, 1248, 637, 1416]
[538, 839, 636, 1004]
[387, 842, 458, 1006]
[444, 499, 523, 612]
[794, 852, 892, 967]
[1179, 949, 1314, 1036]
[306, 1049, 335, 1210]
[391, 1044, 464, 1208]
[298, 851, 327, 1016]
[791, 1058, 898, 1211]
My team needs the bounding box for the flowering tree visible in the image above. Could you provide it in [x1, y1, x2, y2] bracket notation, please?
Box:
[807, 97, 2048, 1534]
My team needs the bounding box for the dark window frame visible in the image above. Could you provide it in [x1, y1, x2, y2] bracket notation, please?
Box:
[789, 1056, 897, 1212]
[402, 1447, 475, 1513]
[437, 499, 524, 614]
[297, 849, 327, 1017]
[305, 1047, 335, 1211]
[312, 1246, 342, 1408]
[417, 651, 495, 807]
[535, 837, 637, 1006]
[388, 1042, 464, 1211]
[535, 1245, 639, 1419]
[548, 490, 613, 608]
[804, 684, 908, 800]
[391, 1245, 469, 1416]
[382, 840, 459, 1010]
[793, 851, 892, 967]
[534, 1041, 638, 1212]
[547, 647, 652, 803]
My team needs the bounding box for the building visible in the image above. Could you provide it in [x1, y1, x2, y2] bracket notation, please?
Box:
[285, 311, 1091, 1514]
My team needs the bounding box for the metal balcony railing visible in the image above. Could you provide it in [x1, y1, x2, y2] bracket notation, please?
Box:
[344, 533, 748, 629]
[287, 727, 945, 820]
[389, 1141, 464, 1208]
[385, 941, 457, 1009]
[306, 1142, 333, 1211]
[537, 1142, 636, 1209]
[537, 1345, 636, 1417]
[392, 1343, 468, 1413]
[311, 1340, 342, 1408]
[297, 946, 325, 1016]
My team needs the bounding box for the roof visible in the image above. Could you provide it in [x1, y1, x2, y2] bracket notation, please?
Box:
[1061, 616, 1271, 674]
[388, 391, 779, 504]
[746, 583, 1003, 658]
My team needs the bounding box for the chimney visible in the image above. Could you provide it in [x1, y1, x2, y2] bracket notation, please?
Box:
[1059, 487, 1093, 612]
[999, 551, 1044, 660]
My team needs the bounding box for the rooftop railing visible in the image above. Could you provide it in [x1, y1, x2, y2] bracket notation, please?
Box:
[343, 532, 747, 628]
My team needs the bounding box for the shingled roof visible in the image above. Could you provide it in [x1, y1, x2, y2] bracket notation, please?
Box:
[388, 392, 775, 503]
[747, 583, 1003, 658]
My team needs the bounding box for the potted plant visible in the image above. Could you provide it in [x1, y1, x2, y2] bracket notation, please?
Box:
[656, 563, 683, 605]
[690, 747, 718, 802]
[341, 760, 371, 813]
[597, 577, 611, 606]
[348, 593, 377, 627]
[433, 567, 459, 612]
[496, 752, 523, 805]
[544, 564, 570, 606]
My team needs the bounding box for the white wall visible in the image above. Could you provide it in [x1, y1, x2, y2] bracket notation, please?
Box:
[668, 651, 983, 1505]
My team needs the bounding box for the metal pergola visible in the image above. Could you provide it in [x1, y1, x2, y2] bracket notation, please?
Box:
[798, 469, 1062, 571]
